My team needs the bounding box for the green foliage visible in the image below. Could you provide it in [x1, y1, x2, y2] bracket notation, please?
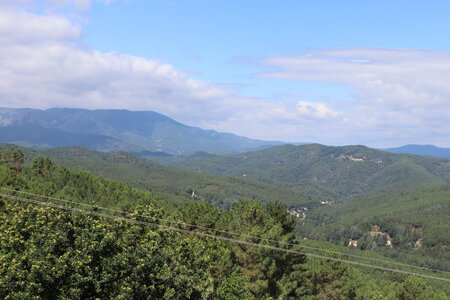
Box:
[0, 149, 448, 298]
[0, 202, 235, 299]
[31, 156, 55, 176]
[157, 143, 450, 199]
[214, 267, 254, 300]
[15, 145, 319, 209]
[299, 184, 450, 272]
[0, 147, 24, 175]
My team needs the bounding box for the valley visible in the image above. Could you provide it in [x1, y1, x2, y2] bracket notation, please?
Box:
[1, 111, 449, 298]
[3, 1, 450, 297]
[1, 146, 449, 298]
[2, 143, 448, 276]
[152, 143, 450, 199]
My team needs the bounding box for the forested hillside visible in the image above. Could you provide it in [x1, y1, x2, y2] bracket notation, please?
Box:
[3, 144, 448, 270]
[0, 144, 322, 209]
[298, 184, 450, 272]
[156, 144, 450, 199]
[0, 124, 134, 152]
[1, 148, 448, 298]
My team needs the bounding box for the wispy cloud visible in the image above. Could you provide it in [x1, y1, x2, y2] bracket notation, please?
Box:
[0, 9, 82, 43]
[0, 1, 341, 142]
[257, 48, 450, 146]
[0, 1, 448, 147]
[297, 101, 339, 120]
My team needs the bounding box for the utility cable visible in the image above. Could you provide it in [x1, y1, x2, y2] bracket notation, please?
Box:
[1, 192, 449, 283]
[1, 187, 448, 275]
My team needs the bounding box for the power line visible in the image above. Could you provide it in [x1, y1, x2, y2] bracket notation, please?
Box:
[1, 192, 449, 283]
[1, 187, 448, 275]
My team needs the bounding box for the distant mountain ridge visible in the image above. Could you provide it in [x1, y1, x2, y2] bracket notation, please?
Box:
[154, 143, 450, 199]
[0, 124, 135, 151]
[0, 107, 282, 154]
[0, 144, 320, 208]
[381, 144, 450, 159]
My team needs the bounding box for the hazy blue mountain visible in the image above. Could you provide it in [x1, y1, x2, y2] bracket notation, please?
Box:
[0, 124, 138, 152]
[132, 150, 173, 157]
[381, 144, 450, 159]
[0, 107, 282, 154]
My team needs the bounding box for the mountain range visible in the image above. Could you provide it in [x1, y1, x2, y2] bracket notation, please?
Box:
[381, 144, 450, 159]
[0, 108, 281, 154]
[0, 144, 319, 209]
[2, 146, 448, 298]
[153, 143, 450, 199]
[3, 143, 449, 273]
[2, 107, 449, 158]
[1, 108, 449, 295]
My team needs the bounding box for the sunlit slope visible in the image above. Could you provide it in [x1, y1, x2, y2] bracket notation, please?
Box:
[157, 144, 450, 198]
[0, 144, 320, 208]
[2, 150, 448, 298]
[298, 184, 450, 271]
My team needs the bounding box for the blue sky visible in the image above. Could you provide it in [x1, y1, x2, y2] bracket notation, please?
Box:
[1, 0, 449, 147]
[83, 1, 449, 101]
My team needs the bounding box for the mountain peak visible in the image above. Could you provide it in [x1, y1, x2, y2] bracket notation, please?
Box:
[0, 107, 281, 154]
[381, 144, 450, 159]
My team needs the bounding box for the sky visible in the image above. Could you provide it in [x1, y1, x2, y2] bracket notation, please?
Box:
[1, 0, 449, 147]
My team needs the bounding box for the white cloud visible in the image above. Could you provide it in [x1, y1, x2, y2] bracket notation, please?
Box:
[0, 0, 34, 9]
[0, 1, 230, 119]
[0, 0, 337, 144]
[296, 101, 339, 119]
[0, 10, 82, 43]
[45, 0, 92, 12]
[258, 48, 450, 146]
[0, 1, 448, 147]
[44, 0, 118, 13]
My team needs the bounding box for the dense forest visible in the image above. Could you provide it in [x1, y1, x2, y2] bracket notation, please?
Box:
[154, 144, 450, 199]
[1, 148, 449, 298]
[0, 144, 324, 208]
[12, 144, 446, 274]
[298, 184, 450, 272]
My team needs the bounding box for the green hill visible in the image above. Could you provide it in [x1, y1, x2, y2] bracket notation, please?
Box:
[2, 144, 448, 273]
[298, 184, 450, 272]
[155, 143, 450, 199]
[0, 144, 320, 209]
[1, 147, 448, 298]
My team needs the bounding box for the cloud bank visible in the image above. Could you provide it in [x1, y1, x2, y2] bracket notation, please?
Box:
[258, 49, 450, 146]
[0, 1, 449, 147]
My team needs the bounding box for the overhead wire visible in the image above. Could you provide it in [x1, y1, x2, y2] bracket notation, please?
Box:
[1, 192, 449, 282]
[1, 187, 448, 275]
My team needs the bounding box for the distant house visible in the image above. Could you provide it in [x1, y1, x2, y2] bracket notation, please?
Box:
[348, 239, 358, 247]
[411, 225, 423, 233]
[370, 226, 393, 247]
[320, 200, 334, 206]
[287, 207, 307, 220]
